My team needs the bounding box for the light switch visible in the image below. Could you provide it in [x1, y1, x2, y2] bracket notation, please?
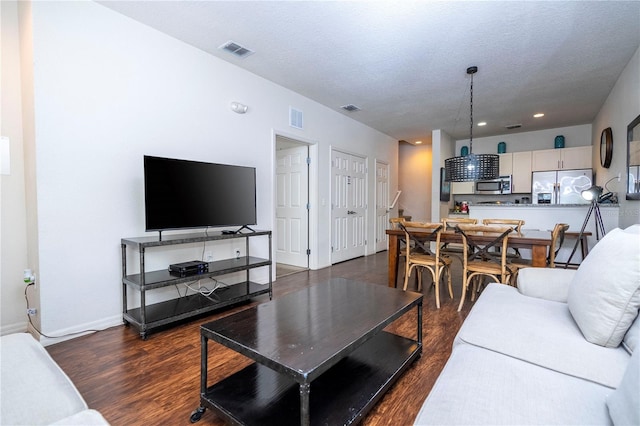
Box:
[1, 136, 10, 175]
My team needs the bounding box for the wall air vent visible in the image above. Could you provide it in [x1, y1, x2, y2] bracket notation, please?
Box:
[218, 41, 254, 58]
[505, 123, 522, 130]
[341, 104, 361, 112]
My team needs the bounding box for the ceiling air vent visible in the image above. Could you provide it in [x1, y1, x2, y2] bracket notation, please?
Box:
[505, 123, 522, 130]
[218, 41, 254, 58]
[289, 107, 303, 129]
[341, 104, 361, 112]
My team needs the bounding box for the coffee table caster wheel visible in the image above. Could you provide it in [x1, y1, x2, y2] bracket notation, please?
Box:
[189, 407, 205, 423]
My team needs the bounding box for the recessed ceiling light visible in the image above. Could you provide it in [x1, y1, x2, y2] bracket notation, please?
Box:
[534, 113, 545, 118]
[415, 140, 422, 145]
[477, 122, 487, 126]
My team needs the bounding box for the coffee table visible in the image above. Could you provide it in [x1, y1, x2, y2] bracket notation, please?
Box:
[189, 277, 423, 425]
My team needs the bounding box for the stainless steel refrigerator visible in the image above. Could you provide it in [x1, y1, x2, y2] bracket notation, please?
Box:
[532, 169, 593, 204]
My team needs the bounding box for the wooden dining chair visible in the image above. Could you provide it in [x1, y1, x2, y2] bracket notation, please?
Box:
[509, 223, 570, 283]
[482, 218, 525, 233]
[440, 217, 478, 262]
[399, 221, 453, 309]
[455, 224, 515, 312]
[482, 218, 525, 258]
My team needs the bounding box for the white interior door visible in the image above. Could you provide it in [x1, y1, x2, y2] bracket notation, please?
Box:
[275, 145, 309, 267]
[375, 161, 389, 252]
[331, 149, 367, 264]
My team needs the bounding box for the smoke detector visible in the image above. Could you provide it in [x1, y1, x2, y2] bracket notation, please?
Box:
[218, 41, 254, 58]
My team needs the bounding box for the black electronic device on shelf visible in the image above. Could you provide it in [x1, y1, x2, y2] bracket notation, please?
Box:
[168, 260, 209, 277]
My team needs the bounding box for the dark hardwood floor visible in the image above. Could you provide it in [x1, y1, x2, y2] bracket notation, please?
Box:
[46, 252, 472, 426]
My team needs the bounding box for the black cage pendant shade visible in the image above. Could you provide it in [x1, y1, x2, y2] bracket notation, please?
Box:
[444, 66, 499, 182]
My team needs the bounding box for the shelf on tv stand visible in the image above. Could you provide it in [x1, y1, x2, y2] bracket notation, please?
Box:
[121, 230, 272, 340]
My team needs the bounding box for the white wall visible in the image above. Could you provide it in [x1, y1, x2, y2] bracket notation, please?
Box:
[398, 143, 432, 221]
[1, 0, 31, 334]
[592, 46, 640, 228]
[454, 124, 592, 155]
[3, 1, 397, 338]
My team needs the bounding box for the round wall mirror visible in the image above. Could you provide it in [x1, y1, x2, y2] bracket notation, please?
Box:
[600, 127, 613, 168]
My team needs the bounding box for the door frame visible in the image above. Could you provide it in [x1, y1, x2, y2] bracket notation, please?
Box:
[375, 160, 390, 253]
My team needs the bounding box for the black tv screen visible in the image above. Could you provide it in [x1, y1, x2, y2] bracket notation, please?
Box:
[144, 156, 257, 231]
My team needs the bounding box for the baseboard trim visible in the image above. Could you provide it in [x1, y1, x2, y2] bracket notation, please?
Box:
[38, 314, 123, 346]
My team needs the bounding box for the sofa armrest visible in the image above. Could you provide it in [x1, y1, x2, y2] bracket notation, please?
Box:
[517, 267, 576, 303]
[51, 410, 110, 425]
[0, 333, 90, 425]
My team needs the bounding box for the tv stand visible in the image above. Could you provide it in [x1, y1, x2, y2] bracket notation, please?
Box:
[121, 230, 272, 339]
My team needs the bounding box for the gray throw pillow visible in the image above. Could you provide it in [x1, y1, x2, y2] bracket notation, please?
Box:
[567, 226, 640, 347]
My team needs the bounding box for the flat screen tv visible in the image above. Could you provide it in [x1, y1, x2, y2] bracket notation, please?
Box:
[144, 155, 257, 232]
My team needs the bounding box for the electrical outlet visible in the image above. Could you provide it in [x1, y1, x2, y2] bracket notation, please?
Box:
[27, 308, 37, 316]
[23, 269, 35, 286]
[617, 172, 621, 182]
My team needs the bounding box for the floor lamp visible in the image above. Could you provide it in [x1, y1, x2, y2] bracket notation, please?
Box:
[564, 186, 607, 268]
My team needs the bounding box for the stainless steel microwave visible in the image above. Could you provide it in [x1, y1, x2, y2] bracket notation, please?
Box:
[475, 176, 512, 195]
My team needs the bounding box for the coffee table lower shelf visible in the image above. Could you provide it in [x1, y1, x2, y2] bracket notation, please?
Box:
[195, 331, 420, 425]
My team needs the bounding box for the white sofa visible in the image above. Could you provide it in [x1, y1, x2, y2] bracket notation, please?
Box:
[0, 333, 109, 425]
[414, 225, 640, 425]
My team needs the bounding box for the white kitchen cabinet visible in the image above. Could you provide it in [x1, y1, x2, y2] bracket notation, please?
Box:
[511, 151, 532, 194]
[561, 146, 592, 170]
[532, 146, 592, 171]
[499, 153, 513, 176]
[451, 181, 474, 194]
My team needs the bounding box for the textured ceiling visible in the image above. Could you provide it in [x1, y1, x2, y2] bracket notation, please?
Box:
[99, 1, 640, 143]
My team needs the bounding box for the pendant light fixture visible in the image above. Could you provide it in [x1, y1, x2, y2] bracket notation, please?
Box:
[445, 66, 499, 182]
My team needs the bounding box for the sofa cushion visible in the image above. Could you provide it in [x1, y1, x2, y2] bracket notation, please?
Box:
[414, 343, 613, 426]
[455, 283, 629, 388]
[0, 333, 88, 425]
[606, 348, 640, 426]
[568, 226, 640, 348]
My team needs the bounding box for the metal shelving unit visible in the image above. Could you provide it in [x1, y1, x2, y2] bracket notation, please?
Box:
[121, 230, 272, 339]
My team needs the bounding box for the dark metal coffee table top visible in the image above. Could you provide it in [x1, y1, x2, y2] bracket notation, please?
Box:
[201, 277, 422, 383]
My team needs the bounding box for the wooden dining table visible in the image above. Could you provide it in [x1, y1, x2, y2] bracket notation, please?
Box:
[385, 228, 553, 288]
